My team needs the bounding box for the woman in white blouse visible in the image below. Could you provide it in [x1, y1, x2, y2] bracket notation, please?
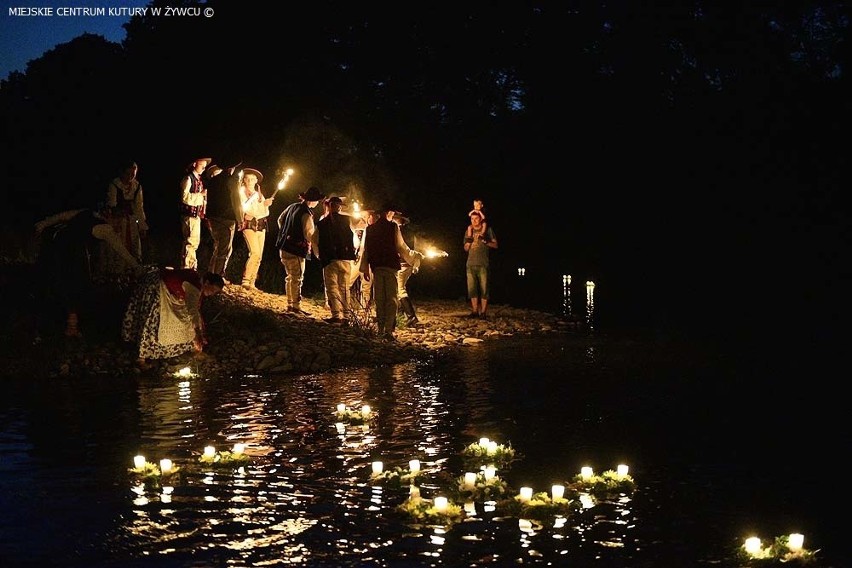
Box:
[238, 168, 273, 290]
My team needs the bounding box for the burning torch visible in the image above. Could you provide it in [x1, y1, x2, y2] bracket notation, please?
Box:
[277, 168, 295, 191]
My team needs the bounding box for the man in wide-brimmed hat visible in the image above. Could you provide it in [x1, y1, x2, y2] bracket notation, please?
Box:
[179, 156, 212, 269]
[313, 195, 359, 324]
[358, 201, 420, 340]
[275, 186, 325, 315]
[204, 161, 243, 281]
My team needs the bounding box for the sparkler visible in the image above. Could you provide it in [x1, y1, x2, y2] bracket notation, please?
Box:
[277, 167, 295, 191]
[423, 246, 448, 259]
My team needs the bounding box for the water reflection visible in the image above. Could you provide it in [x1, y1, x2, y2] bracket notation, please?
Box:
[585, 280, 596, 331]
[562, 274, 572, 318]
[116, 360, 648, 565]
[0, 334, 837, 566]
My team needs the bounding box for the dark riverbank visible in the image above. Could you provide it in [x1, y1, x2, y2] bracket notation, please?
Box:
[0, 261, 576, 379]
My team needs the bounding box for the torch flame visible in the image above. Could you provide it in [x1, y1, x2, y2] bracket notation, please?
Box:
[424, 247, 448, 259]
[277, 167, 295, 191]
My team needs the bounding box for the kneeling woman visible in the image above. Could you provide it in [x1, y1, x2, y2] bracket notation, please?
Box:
[122, 267, 225, 366]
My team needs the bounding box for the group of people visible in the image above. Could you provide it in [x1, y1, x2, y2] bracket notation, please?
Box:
[32, 153, 499, 364]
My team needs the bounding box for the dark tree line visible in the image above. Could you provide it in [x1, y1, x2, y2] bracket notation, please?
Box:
[1, 1, 847, 317]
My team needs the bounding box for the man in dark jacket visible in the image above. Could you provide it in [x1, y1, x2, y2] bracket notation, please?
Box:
[358, 203, 418, 340]
[203, 163, 243, 281]
[276, 186, 324, 315]
[313, 196, 358, 323]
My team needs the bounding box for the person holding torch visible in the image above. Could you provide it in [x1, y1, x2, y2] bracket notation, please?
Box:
[237, 167, 272, 291]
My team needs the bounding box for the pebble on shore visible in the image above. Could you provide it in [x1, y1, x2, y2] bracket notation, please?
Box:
[2, 279, 577, 379]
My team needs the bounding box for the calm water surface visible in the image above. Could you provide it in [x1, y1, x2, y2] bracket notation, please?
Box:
[0, 322, 844, 567]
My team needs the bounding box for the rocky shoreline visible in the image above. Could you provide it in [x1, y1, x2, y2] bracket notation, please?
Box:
[1, 272, 578, 379]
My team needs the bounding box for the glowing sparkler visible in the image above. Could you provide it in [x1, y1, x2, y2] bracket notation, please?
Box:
[423, 246, 448, 259]
[277, 167, 295, 191]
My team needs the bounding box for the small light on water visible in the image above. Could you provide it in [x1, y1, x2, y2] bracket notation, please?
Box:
[788, 533, 804, 551]
[744, 537, 762, 555]
[464, 472, 477, 488]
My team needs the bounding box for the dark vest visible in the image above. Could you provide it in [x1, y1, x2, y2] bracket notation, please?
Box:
[160, 268, 202, 300]
[204, 171, 242, 224]
[276, 201, 311, 257]
[364, 217, 401, 271]
[316, 212, 356, 267]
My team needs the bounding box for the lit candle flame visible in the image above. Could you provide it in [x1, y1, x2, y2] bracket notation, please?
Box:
[744, 537, 762, 555]
[788, 533, 804, 552]
[433, 496, 448, 511]
[464, 472, 477, 488]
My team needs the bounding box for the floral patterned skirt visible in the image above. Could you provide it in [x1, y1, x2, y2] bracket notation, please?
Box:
[121, 267, 195, 360]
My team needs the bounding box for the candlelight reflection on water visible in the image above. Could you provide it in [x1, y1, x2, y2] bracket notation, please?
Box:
[0, 330, 833, 567]
[114, 358, 641, 565]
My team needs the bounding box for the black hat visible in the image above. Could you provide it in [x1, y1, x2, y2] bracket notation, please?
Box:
[300, 186, 325, 201]
[204, 164, 223, 178]
[188, 157, 212, 169]
[379, 201, 402, 215]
